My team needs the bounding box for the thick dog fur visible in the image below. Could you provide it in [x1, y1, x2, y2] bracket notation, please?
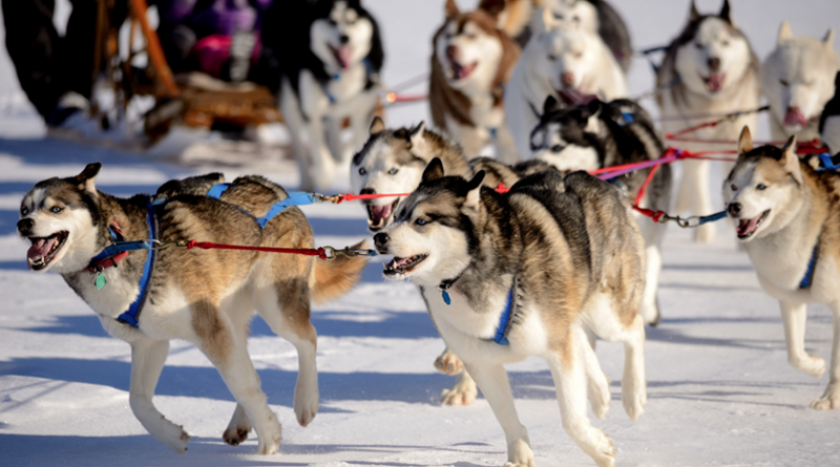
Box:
[17, 165, 367, 453]
[505, 8, 627, 160]
[656, 0, 760, 243]
[430, 0, 521, 163]
[374, 160, 647, 466]
[724, 127, 840, 410]
[531, 96, 672, 325]
[820, 72, 840, 154]
[761, 22, 839, 144]
[270, 0, 384, 191]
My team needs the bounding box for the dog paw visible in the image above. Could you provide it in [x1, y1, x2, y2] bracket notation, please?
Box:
[589, 429, 616, 467]
[791, 353, 826, 379]
[440, 376, 477, 406]
[434, 350, 465, 375]
[505, 438, 536, 467]
[294, 388, 320, 427]
[810, 396, 840, 410]
[223, 425, 251, 447]
[622, 371, 647, 422]
[158, 422, 190, 454]
[255, 414, 283, 455]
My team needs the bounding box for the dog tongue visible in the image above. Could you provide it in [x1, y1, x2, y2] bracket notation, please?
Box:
[338, 45, 352, 69]
[707, 73, 724, 92]
[736, 217, 760, 237]
[784, 107, 808, 127]
[27, 237, 55, 263]
[386, 256, 411, 270]
[371, 204, 392, 223]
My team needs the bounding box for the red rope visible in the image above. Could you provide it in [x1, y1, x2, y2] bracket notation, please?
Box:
[185, 240, 329, 259]
[335, 192, 412, 203]
[634, 164, 659, 205]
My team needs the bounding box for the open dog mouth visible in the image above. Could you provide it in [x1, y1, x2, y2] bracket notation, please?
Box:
[448, 60, 477, 81]
[383, 254, 428, 276]
[26, 231, 68, 271]
[366, 199, 400, 232]
[702, 72, 725, 93]
[736, 210, 769, 239]
[330, 44, 352, 70]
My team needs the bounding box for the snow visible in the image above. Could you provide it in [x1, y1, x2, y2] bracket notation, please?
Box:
[2, 1, 840, 466]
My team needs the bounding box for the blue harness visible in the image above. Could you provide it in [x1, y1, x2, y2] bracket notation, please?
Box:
[799, 152, 837, 288]
[440, 274, 515, 346]
[206, 184, 317, 228]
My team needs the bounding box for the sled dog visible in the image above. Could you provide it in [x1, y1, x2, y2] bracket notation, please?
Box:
[17, 165, 367, 453]
[505, 7, 627, 159]
[269, 0, 384, 191]
[724, 127, 840, 410]
[531, 96, 672, 325]
[656, 0, 759, 243]
[430, 0, 521, 163]
[819, 73, 840, 154]
[761, 22, 839, 144]
[374, 160, 647, 466]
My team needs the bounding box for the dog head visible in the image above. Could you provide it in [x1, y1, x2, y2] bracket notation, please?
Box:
[723, 127, 804, 242]
[433, 0, 516, 93]
[671, 0, 755, 97]
[310, 0, 379, 73]
[529, 95, 602, 172]
[532, 9, 605, 96]
[820, 72, 840, 153]
[351, 117, 445, 232]
[373, 158, 484, 286]
[18, 163, 107, 273]
[533, 0, 598, 36]
[762, 22, 840, 134]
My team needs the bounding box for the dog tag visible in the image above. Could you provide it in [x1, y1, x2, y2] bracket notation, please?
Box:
[441, 289, 451, 305]
[95, 273, 106, 290]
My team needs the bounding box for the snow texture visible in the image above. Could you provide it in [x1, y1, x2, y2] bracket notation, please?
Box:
[1, 1, 840, 466]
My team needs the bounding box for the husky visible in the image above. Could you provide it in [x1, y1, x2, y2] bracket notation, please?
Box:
[505, 8, 627, 160]
[761, 23, 839, 144]
[16, 164, 367, 453]
[429, 0, 521, 163]
[530, 96, 672, 325]
[350, 117, 552, 405]
[269, 0, 384, 191]
[656, 0, 760, 244]
[374, 160, 648, 466]
[819, 74, 840, 154]
[723, 127, 840, 410]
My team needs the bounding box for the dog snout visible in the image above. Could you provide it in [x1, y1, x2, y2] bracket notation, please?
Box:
[708, 57, 721, 71]
[17, 218, 34, 234]
[727, 202, 742, 217]
[446, 45, 458, 60]
[360, 187, 376, 195]
[561, 71, 575, 87]
[373, 232, 389, 253]
[339, 34, 349, 45]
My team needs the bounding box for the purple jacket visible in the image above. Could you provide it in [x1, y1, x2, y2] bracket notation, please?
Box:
[159, 0, 274, 36]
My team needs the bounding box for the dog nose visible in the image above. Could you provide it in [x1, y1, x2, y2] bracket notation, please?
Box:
[373, 232, 389, 252]
[17, 218, 34, 233]
[708, 57, 720, 71]
[360, 187, 376, 195]
[339, 34, 349, 44]
[727, 202, 742, 217]
[561, 71, 574, 87]
[446, 45, 458, 60]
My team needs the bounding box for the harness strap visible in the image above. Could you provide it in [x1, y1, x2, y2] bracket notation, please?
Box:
[117, 198, 158, 328]
[493, 287, 514, 346]
[815, 153, 840, 172]
[799, 241, 820, 289]
[206, 184, 317, 228]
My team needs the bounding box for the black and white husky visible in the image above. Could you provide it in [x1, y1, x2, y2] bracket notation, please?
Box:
[530, 96, 672, 325]
[267, 0, 384, 191]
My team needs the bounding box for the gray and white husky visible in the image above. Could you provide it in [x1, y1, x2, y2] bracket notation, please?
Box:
[271, 0, 384, 191]
[17, 165, 367, 452]
[820, 72, 840, 154]
[505, 8, 627, 159]
[656, 0, 760, 244]
[530, 96, 672, 325]
[761, 22, 839, 144]
[374, 161, 648, 466]
[723, 127, 840, 410]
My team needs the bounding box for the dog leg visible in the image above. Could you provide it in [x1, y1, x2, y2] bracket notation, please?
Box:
[811, 304, 840, 410]
[128, 337, 190, 453]
[325, 115, 344, 164]
[780, 300, 826, 379]
[255, 283, 320, 427]
[306, 115, 337, 191]
[546, 330, 616, 467]
[223, 404, 252, 446]
[677, 158, 715, 243]
[579, 327, 611, 420]
[223, 291, 255, 446]
[640, 243, 663, 325]
[280, 80, 316, 191]
[464, 361, 534, 467]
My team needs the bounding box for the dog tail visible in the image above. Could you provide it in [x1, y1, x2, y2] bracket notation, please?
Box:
[311, 239, 369, 304]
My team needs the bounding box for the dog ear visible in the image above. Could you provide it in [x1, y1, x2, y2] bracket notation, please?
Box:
[422, 157, 445, 184]
[737, 126, 753, 158]
[75, 163, 102, 195]
[780, 135, 802, 184]
[445, 0, 460, 19]
[824, 29, 835, 51]
[688, 0, 701, 21]
[478, 0, 506, 20]
[777, 21, 793, 45]
[718, 0, 733, 24]
[369, 116, 385, 136]
[542, 95, 559, 116]
[408, 121, 426, 149]
[463, 170, 486, 211]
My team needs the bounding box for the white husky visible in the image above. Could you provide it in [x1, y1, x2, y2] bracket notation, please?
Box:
[656, 0, 760, 243]
[761, 22, 840, 144]
[504, 8, 627, 159]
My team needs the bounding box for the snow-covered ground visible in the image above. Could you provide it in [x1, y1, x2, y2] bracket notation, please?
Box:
[1, 1, 840, 466]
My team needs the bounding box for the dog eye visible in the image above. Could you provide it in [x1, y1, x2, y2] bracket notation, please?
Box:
[359, 167, 367, 175]
[721, 40, 730, 47]
[731, 184, 737, 191]
[415, 218, 427, 226]
[388, 168, 399, 175]
[572, 16, 580, 23]
[21, 208, 29, 216]
[694, 42, 703, 49]
[552, 145, 564, 152]
[548, 54, 558, 61]
[553, 13, 564, 20]
[573, 52, 583, 58]
[779, 79, 789, 86]
[51, 206, 63, 213]
[756, 184, 767, 191]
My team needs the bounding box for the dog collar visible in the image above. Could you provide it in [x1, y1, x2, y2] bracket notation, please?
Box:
[438, 271, 515, 346]
[799, 239, 820, 289]
[438, 269, 466, 305]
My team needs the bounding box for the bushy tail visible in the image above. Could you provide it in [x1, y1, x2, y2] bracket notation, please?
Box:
[312, 239, 369, 304]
